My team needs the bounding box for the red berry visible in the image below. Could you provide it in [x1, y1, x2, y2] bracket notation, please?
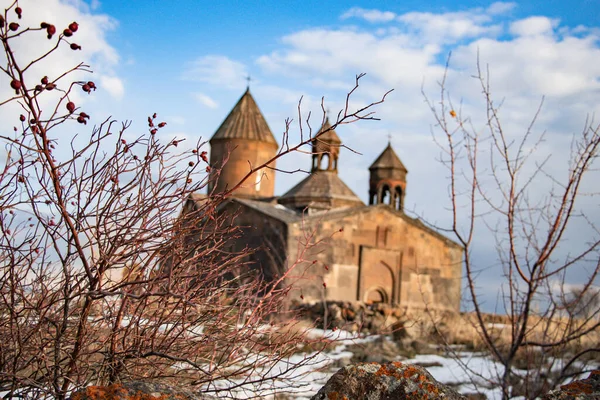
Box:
[0, 15, 4, 25]
[34, 85, 43, 92]
[10, 79, 21, 90]
[40, 22, 49, 29]
[8, 22, 19, 31]
[15, 7, 22, 18]
[121, 139, 126, 144]
[79, 112, 89, 119]
[68, 22, 78, 32]
[150, 129, 157, 135]
[46, 25, 56, 39]
[63, 28, 73, 37]
[45, 83, 56, 90]
[70, 43, 81, 50]
[87, 81, 96, 89]
[19, 115, 25, 122]
[188, 161, 194, 167]
[66, 102, 75, 113]
[41, 76, 49, 85]
[82, 84, 90, 93]
[77, 116, 86, 124]
[158, 122, 166, 128]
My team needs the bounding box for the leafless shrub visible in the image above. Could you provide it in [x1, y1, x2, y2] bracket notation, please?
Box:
[0, 3, 390, 398]
[424, 57, 600, 399]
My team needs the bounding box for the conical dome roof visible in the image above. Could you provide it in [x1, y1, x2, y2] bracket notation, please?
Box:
[210, 88, 278, 145]
[312, 117, 341, 145]
[369, 143, 407, 172]
[279, 171, 364, 211]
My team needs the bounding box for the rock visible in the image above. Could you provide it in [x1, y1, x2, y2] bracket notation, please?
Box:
[349, 336, 403, 364]
[342, 307, 356, 321]
[70, 381, 216, 400]
[542, 370, 600, 399]
[328, 303, 343, 321]
[310, 361, 466, 400]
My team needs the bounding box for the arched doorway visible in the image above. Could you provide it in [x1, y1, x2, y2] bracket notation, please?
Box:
[364, 287, 389, 304]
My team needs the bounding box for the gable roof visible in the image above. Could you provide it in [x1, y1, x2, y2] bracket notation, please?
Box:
[369, 143, 407, 172]
[300, 204, 463, 249]
[210, 88, 278, 145]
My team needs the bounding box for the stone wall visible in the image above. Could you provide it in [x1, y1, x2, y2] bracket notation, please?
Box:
[286, 206, 463, 312]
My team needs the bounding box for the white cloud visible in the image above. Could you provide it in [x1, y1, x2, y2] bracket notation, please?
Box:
[192, 92, 219, 109]
[341, 7, 396, 23]
[0, 0, 122, 109]
[509, 16, 557, 36]
[486, 2, 517, 15]
[99, 75, 124, 99]
[397, 10, 501, 43]
[182, 55, 247, 89]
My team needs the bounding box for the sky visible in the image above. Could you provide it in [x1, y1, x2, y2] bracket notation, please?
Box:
[2, 0, 600, 311]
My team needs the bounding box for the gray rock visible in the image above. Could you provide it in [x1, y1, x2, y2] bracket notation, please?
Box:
[311, 361, 466, 399]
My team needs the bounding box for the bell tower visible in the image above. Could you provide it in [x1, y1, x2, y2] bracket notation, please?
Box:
[208, 88, 278, 198]
[369, 142, 408, 211]
[311, 117, 341, 173]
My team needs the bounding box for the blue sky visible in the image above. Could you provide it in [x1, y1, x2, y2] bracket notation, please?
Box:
[3, 0, 600, 311]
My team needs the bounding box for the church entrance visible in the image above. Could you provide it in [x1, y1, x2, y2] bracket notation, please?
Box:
[358, 246, 401, 305]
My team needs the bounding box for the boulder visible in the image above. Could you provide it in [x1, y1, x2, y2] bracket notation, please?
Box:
[310, 361, 466, 399]
[70, 381, 216, 400]
[542, 370, 600, 399]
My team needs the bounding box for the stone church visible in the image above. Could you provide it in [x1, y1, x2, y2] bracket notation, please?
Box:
[186, 88, 463, 312]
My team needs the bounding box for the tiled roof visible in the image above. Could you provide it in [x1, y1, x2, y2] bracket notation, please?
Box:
[369, 143, 407, 172]
[279, 171, 364, 208]
[210, 88, 278, 145]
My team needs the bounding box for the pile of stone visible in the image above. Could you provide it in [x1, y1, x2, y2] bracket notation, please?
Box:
[295, 300, 419, 336]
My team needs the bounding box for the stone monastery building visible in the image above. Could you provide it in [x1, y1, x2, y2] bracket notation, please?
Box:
[187, 88, 463, 312]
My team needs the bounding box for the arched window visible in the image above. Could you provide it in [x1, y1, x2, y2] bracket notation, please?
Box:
[320, 153, 329, 170]
[381, 184, 391, 205]
[312, 154, 319, 171]
[369, 191, 377, 205]
[255, 171, 262, 191]
[394, 186, 402, 210]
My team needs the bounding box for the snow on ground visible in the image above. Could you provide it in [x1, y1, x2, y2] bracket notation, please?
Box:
[403, 353, 510, 400]
[206, 329, 524, 399]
